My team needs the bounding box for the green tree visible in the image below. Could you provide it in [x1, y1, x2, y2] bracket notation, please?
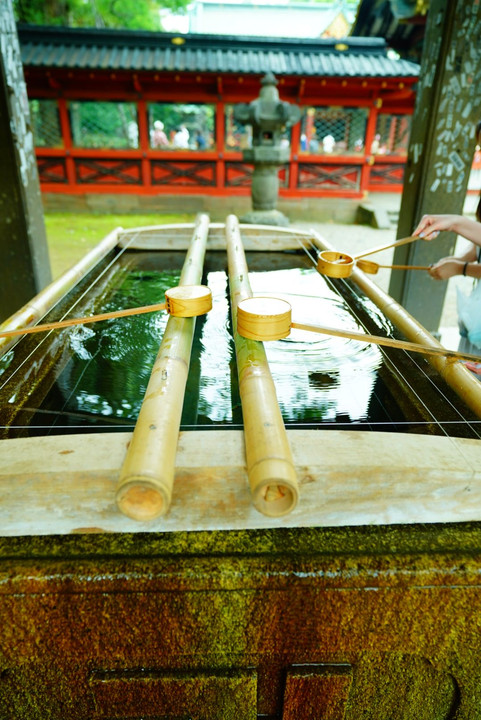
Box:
[13, 0, 188, 30]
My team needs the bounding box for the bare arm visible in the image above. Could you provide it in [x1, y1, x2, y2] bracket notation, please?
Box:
[413, 214, 481, 246]
[428, 244, 481, 280]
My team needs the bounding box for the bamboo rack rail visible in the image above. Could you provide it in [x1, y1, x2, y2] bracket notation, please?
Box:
[116, 213, 210, 520]
[225, 214, 299, 517]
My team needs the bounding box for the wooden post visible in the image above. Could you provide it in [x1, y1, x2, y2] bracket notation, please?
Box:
[0, 1, 51, 322]
[389, 0, 481, 332]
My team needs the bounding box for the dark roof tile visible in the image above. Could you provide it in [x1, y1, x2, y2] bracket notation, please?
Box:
[18, 24, 420, 78]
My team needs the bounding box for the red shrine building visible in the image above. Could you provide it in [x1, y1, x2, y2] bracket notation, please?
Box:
[19, 24, 419, 210]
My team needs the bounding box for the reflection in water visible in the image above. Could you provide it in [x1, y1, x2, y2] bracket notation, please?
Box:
[0, 350, 14, 378]
[196, 271, 234, 424]
[249, 268, 382, 425]
[56, 269, 176, 424]
[0, 252, 477, 438]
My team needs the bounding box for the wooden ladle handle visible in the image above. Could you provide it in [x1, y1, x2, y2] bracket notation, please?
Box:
[290, 321, 481, 363]
[357, 259, 431, 274]
[0, 302, 168, 339]
[0, 285, 213, 340]
[355, 235, 419, 260]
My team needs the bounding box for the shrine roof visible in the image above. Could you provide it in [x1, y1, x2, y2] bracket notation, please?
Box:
[18, 24, 419, 78]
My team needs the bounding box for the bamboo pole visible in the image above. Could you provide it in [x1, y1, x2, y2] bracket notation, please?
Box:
[0, 226, 123, 358]
[225, 214, 299, 518]
[116, 214, 210, 521]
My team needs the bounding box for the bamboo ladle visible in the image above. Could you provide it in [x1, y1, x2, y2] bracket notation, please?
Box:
[0, 285, 212, 339]
[356, 259, 431, 275]
[316, 235, 421, 279]
[236, 296, 481, 364]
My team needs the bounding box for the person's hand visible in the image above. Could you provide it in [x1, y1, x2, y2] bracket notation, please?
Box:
[413, 214, 461, 241]
[428, 257, 464, 280]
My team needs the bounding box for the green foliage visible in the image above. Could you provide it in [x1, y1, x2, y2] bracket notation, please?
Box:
[13, 0, 188, 30]
[148, 103, 216, 143]
[69, 101, 138, 149]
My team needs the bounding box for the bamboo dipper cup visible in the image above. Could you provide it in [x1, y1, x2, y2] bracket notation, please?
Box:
[356, 259, 431, 275]
[315, 236, 422, 280]
[237, 297, 292, 340]
[237, 297, 481, 364]
[165, 285, 212, 317]
[238, 298, 293, 341]
[316, 250, 355, 278]
[0, 285, 212, 340]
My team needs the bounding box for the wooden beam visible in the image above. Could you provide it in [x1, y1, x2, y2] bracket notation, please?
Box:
[0, 429, 480, 536]
[0, 4, 51, 321]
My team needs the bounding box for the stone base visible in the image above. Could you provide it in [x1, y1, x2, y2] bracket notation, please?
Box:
[41, 192, 372, 224]
[239, 208, 290, 227]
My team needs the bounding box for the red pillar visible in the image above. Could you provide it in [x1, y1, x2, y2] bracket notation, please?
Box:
[137, 99, 151, 189]
[361, 98, 380, 194]
[58, 98, 76, 186]
[216, 100, 225, 190]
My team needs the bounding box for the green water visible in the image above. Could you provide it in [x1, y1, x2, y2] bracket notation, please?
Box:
[0, 250, 478, 438]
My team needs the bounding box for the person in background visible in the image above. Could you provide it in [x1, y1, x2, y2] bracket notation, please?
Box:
[151, 120, 168, 148]
[309, 132, 319, 153]
[370, 133, 381, 154]
[195, 130, 206, 150]
[127, 121, 139, 148]
[322, 134, 335, 153]
[354, 138, 364, 152]
[173, 125, 189, 149]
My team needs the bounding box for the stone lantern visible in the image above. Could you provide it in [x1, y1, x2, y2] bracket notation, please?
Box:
[234, 72, 300, 226]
